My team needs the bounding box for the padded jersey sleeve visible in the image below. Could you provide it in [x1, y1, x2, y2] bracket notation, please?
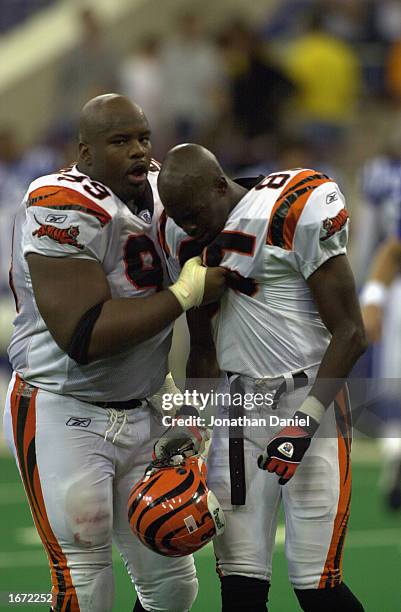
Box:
[292, 181, 349, 279]
[22, 184, 111, 263]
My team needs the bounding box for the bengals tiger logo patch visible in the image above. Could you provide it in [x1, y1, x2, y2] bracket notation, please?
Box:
[32, 219, 84, 250]
[320, 209, 349, 242]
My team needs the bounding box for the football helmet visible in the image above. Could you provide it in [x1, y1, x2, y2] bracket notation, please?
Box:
[128, 456, 225, 557]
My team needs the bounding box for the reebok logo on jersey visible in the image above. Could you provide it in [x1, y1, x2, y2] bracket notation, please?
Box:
[277, 442, 294, 458]
[326, 191, 338, 205]
[66, 417, 91, 428]
[320, 209, 349, 241]
[32, 219, 84, 250]
[45, 214, 67, 224]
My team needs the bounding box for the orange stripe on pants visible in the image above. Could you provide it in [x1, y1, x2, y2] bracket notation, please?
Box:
[318, 386, 352, 589]
[10, 375, 80, 611]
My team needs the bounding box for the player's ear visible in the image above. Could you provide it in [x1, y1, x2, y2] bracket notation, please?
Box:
[215, 176, 228, 194]
[79, 142, 92, 166]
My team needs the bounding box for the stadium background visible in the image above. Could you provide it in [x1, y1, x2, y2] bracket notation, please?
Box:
[0, 0, 400, 610]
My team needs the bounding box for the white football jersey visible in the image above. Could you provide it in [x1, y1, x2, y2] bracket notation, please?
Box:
[163, 169, 349, 378]
[8, 162, 173, 401]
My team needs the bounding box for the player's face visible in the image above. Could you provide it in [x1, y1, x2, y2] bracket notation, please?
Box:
[166, 197, 227, 244]
[89, 111, 152, 204]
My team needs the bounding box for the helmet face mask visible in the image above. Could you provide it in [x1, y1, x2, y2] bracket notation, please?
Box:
[128, 456, 225, 557]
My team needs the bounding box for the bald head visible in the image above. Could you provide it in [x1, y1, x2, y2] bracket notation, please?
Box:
[158, 144, 225, 208]
[162, 143, 223, 176]
[77, 93, 152, 204]
[158, 143, 246, 243]
[79, 94, 146, 144]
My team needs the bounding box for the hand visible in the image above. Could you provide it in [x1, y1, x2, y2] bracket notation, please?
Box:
[153, 405, 210, 465]
[168, 256, 207, 311]
[362, 304, 383, 343]
[148, 372, 183, 416]
[257, 411, 319, 484]
[201, 266, 227, 305]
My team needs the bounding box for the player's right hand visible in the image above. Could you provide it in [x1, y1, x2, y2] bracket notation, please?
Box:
[202, 266, 227, 305]
[168, 256, 207, 311]
[153, 405, 210, 465]
[361, 304, 383, 343]
[168, 257, 227, 311]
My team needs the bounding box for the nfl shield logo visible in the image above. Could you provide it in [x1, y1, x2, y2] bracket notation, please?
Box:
[278, 442, 294, 458]
[139, 209, 152, 224]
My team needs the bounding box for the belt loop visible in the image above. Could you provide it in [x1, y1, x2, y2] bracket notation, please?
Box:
[283, 372, 294, 394]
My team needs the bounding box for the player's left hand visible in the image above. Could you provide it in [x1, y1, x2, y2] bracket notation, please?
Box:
[257, 411, 319, 484]
[153, 405, 210, 465]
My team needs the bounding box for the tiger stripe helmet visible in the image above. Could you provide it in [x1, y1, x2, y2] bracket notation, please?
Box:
[127, 456, 225, 557]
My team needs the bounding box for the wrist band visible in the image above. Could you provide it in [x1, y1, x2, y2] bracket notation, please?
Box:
[168, 256, 206, 311]
[360, 280, 388, 307]
[298, 395, 325, 424]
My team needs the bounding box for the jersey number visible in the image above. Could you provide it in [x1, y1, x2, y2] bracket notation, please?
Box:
[57, 171, 110, 200]
[124, 235, 163, 292]
[204, 231, 257, 296]
[255, 173, 290, 190]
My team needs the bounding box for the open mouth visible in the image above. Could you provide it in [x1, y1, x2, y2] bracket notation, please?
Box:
[127, 163, 148, 185]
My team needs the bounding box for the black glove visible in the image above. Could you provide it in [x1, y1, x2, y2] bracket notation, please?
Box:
[257, 411, 319, 484]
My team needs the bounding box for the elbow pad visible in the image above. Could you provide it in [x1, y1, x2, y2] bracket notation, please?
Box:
[66, 301, 104, 365]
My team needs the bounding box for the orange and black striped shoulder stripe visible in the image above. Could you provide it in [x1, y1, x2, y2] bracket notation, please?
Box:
[27, 185, 112, 227]
[266, 170, 332, 250]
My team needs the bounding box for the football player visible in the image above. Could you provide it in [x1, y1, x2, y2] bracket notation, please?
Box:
[158, 144, 367, 611]
[3, 97, 227, 612]
[361, 235, 401, 509]
[355, 149, 401, 510]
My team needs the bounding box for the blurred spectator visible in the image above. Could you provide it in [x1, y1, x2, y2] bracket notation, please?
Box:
[0, 131, 24, 299]
[0, 127, 63, 435]
[262, 0, 370, 44]
[357, 139, 401, 510]
[0, 0, 55, 34]
[285, 7, 362, 160]
[161, 12, 227, 143]
[374, 0, 401, 44]
[0, 129, 63, 294]
[354, 137, 401, 285]
[385, 40, 401, 103]
[219, 21, 295, 142]
[55, 7, 118, 132]
[323, 0, 368, 43]
[260, 0, 314, 42]
[119, 37, 167, 157]
[234, 135, 341, 188]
